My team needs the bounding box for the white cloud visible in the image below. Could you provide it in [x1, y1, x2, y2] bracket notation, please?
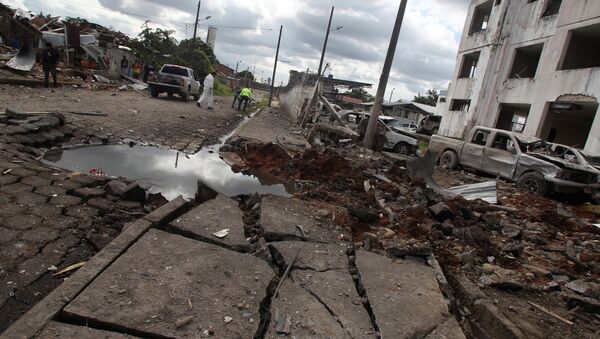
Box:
[8, 0, 469, 101]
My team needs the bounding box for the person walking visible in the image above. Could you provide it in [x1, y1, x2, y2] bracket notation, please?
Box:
[41, 42, 59, 88]
[237, 86, 252, 111]
[120, 56, 129, 76]
[231, 86, 241, 108]
[196, 72, 215, 110]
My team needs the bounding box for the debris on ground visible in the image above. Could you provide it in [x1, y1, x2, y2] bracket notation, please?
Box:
[232, 138, 600, 339]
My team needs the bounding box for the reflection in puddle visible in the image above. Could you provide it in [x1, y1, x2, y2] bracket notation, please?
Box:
[43, 144, 290, 200]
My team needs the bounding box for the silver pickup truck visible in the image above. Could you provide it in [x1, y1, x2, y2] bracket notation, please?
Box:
[147, 64, 201, 102]
[429, 126, 600, 201]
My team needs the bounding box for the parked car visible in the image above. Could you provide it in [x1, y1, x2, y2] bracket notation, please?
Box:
[147, 64, 201, 102]
[418, 115, 442, 135]
[390, 122, 418, 134]
[429, 126, 600, 201]
[341, 111, 418, 155]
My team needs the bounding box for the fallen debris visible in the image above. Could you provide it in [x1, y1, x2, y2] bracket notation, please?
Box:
[52, 262, 86, 276]
[212, 229, 230, 238]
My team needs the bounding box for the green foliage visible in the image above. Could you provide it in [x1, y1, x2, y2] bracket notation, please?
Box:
[344, 88, 374, 103]
[64, 17, 89, 25]
[132, 22, 215, 79]
[214, 78, 233, 96]
[413, 89, 439, 106]
[237, 70, 254, 80]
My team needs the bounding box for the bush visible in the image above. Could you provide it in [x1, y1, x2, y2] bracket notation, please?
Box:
[214, 79, 233, 96]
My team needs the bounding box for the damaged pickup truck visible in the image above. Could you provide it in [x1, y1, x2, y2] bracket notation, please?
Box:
[429, 126, 600, 201]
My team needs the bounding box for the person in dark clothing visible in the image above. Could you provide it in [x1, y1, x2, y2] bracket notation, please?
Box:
[41, 42, 59, 88]
[121, 56, 129, 75]
[231, 87, 241, 108]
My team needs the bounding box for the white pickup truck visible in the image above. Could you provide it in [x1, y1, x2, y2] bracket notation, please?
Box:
[147, 64, 201, 102]
[429, 126, 600, 201]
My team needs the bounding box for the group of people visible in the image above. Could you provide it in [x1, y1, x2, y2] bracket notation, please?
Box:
[120, 56, 150, 80]
[196, 72, 253, 111]
[40, 41, 255, 112]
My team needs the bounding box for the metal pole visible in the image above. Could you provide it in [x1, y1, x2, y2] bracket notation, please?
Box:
[389, 88, 395, 102]
[192, 0, 201, 41]
[317, 6, 334, 79]
[269, 25, 283, 107]
[364, 0, 407, 149]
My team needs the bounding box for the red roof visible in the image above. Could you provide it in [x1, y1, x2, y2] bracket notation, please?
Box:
[340, 96, 364, 105]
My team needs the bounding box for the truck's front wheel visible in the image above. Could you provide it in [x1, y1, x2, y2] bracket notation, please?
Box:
[393, 142, 412, 155]
[517, 172, 548, 196]
[439, 150, 458, 170]
[181, 87, 190, 102]
[150, 88, 159, 98]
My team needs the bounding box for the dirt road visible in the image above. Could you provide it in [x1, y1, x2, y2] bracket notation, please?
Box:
[0, 85, 262, 152]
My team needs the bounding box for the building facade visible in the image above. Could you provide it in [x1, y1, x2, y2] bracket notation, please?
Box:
[440, 0, 600, 153]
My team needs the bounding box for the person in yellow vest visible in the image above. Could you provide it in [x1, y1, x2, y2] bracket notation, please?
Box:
[237, 86, 252, 111]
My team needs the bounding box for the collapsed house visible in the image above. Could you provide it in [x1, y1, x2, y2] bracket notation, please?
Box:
[439, 0, 600, 154]
[0, 3, 136, 79]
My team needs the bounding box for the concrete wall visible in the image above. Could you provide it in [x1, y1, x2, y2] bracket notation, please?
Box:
[279, 71, 317, 122]
[441, 0, 600, 153]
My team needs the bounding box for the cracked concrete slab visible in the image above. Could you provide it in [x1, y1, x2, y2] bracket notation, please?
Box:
[294, 270, 376, 338]
[33, 321, 136, 338]
[267, 280, 349, 338]
[355, 250, 451, 338]
[169, 194, 248, 248]
[272, 241, 348, 272]
[261, 195, 342, 242]
[63, 229, 274, 338]
[424, 316, 466, 339]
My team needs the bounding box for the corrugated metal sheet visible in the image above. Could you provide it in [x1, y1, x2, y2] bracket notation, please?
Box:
[446, 181, 498, 204]
[6, 42, 35, 71]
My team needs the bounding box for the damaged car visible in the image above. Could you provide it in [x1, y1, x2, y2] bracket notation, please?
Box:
[429, 126, 600, 201]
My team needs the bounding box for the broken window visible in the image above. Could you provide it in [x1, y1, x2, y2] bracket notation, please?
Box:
[542, 0, 562, 17]
[450, 99, 471, 112]
[471, 130, 490, 146]
[560, 23, 600, 70]
[496, 104, 530, 132]
[469, 1, 494, 34]
[511, 114, 527, 132]
[509, 44, 543, 78]
[492, 134, 512, 151]
[458, 51, 480, 78]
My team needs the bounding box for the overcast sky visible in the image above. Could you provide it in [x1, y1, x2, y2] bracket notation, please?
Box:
[2, 0, 469, 101]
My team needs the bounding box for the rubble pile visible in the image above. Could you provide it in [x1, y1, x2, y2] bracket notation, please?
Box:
[236, 142, 600, 338]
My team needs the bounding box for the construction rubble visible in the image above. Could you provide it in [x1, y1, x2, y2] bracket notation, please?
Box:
[222, 123, 600, 338]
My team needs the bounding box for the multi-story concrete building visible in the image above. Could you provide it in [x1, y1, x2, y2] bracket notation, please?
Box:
[440, 0, 600, 153]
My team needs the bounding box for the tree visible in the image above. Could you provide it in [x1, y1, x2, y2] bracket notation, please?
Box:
[237, 70, 254, 80]
[64, 17, 89, 25]
[413, 89, 439, 106]
[132, 23, 215, 78]
[345, 87, 374, 103]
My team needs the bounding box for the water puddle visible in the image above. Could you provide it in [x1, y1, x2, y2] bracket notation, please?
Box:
[43, 144, 290, 200]
[42, 111, 290, 200]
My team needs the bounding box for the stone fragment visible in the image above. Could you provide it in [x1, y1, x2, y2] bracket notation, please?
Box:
[564, 279, 600, 299]
[429, 202, 453, 221]
[73, 187, 106, 199]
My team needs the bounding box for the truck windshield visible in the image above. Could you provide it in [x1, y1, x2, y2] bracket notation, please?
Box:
[161, 66, 188, 76]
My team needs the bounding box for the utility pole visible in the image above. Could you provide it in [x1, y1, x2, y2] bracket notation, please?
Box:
[317, 6, 334, 78]
[364, 0, 408, 149]
[192, 0, 201, 41]
[269, 25, 283, 107]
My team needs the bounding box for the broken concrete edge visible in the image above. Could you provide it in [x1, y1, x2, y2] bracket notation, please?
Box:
[0, 196, 189, 339]
[446, 271, 525, 339]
